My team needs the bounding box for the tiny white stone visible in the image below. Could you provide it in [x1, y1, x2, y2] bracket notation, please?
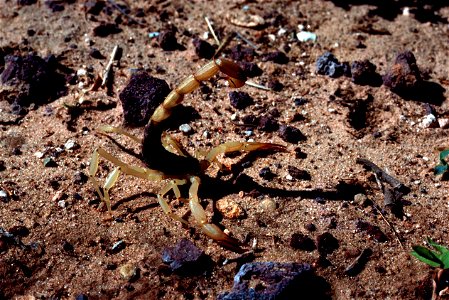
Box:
[268, 34, 276, 42]
[58, 200, 66, 208]
[420, 114, 436, 128]
[403, 7, 410, 16]
[296, 31, 317, 42]
[179, 124, 192, 133]
[277, 28, 287, 36]
[244, 130, 253, 136]
[328, 108, 336, 113]
[438, 118, 449, 129]
[422, 156, 429, 162]
[435, 183, 442, 188]
[202, 131, 210, 138]
[64, 139, 77, 150]
[230, 113, 238, 121]
[414, 180, 421, 185]
[77, 69, 87, 76]
[0, 190, 7, 198]
[286, 174, 293, 181]
[34, 151, 44, 158]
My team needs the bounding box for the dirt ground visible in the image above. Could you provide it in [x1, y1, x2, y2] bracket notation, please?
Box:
[1, 0, 449, 299]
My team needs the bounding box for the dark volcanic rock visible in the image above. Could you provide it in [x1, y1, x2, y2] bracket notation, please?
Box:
[119, 71, 170, 126]
[290, 233, 316, 251]
[355, 220, 388, 242]
[161, 238, 211, 275]
[158, 30, 178, 51]
[316, 232, 339, 255]
[229, 91, 254, 110]
[192, 38, 215, 59]
[351, 60, 382, 86]
[316, 52, 350, 78]
[278, 125, 306, 144]
[0, 54, 68, 115]
[382, 51, 422, 95]
[218, 262, 331, 300]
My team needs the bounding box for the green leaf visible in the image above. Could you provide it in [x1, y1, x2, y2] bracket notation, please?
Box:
[440, 149, 449, 165]
[427, 239, 449, 269]
[434, 164, 448, 175]
[411, 245, 443, 268]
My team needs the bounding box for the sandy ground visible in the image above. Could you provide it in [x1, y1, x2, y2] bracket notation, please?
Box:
[1, 1, 449, 299]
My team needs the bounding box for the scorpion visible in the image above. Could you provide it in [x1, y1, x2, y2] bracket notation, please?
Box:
[89, 34, 286, 251]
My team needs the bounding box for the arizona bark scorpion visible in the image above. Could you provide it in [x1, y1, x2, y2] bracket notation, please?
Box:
[89, 34, 286, 251]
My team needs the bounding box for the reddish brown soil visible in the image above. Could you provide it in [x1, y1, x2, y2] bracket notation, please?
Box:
[1, 1, 449, 299]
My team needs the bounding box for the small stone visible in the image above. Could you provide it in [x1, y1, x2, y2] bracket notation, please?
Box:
[229, 91, 254, 110]
[259, 198, 276, 212]
[438, 118, 449, 129]
[119, 263, 138, 281]
[239, 62, 263, 78]
[355, 219, 388, 242]
[43, 157, 57, 167]
[0, 190, 9, 202]
[267, 79, 284, 92]
[353, 193, 367, 204]
[316, 52, 350, 78]
[259, 167, 275, 180]
[294, 98, 308, 106]
[287, 166, 311, 180]
[316, 232, 339, 255]
[64, 139, 78, 150]
[278, 125, 306, 144]
[162, 238, 209, 275]
[351, 60, 382, 86]
[89, 48, 105, 59]
[62, 240, 74, 252]
[383, 51, 422, 96]
[110, 240, 126, 253]
[73, 171, 88, 185]
[261, 51, 289, 64]
[158, 30, 178, 51]
[93, 23, 121, 37]
[420, 114, 438, 128]
[304, 223, 316, 232]
[179, 123, 192, 134]
[58, 200, 66, 208]
[290, 233, 316, 251]
[192, 38, 215, 59]
[9, 225, 30, 237]
[258, 115, 279, 132]
[216, 199, 245, 219]
[296, 31, 317, 42]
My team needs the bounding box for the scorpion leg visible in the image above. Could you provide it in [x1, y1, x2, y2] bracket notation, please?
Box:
[157, 179, 190, 226]
[188, 176, 243, 251]
[89, 147, 166, 211]
[97, 125, 141, 143]
[205, 141, 286, 166]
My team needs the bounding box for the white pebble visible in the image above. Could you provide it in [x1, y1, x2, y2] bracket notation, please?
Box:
[179, 124, 192, 133]
[296, 31, 317, 42]
[438, 118, 449, 129]
[0, 190, 7, 198]
[34, 151, 44, 158]
[58, 200, 66, 208]
[230, 113, 238, 121]
[64, 139, 77, 150]
[286, 174, 293, 181]
[77, 69, 87, 76]
[244, 130, 253, 136]
[420, 114, 437, 128]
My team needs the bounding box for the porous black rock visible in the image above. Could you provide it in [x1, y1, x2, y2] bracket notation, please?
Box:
[119, 71, 170, 126]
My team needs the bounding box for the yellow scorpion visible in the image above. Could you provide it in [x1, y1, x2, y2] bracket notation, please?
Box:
[89, 36, 285, 251]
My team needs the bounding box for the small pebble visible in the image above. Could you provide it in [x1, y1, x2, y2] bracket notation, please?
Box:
[296, 31, 317, 42]
[158, 30, 178, 51]
[0, 190, 9, 202]
[278, 125, 306, 144]
[179, 123, 192, 134]
[119, 263, 138, 281]
[382, 51, 422, 96]
[89, 48, 105, 59]
[420, 114, 437, 128]
[43, 157, 57, 167]
[58, 200, 66, 208]
[162, 238, 209, 274]
[216, 199, 245, 219]
[316, 232, 339, 255]
[438, 118, 449, 129]
[229, 91, 254, 110]
[287, 166, 311, 180]
[192, 38, 215, 59]
[290, 233, 316, 251]
[304, 223, 316, 232]
[93, 23, 122, 37]
[111, 240, 126, 253]
[261, 51, 289, 64]
[259, 198, 276, 212]
[316, 52, 350, 78]
[351, 60, 382, 86]
[353, 193, 367, 204]
[259, 167, 276, 180]
[64, 139, 78, 150]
